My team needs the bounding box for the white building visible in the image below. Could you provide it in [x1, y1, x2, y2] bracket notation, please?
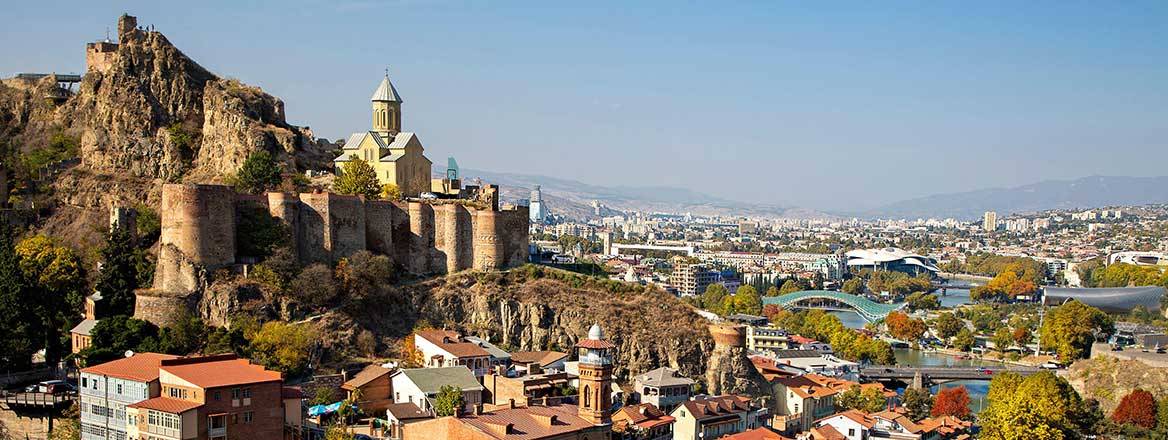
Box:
[79, 353, 178, 440]
[413, 330, 492, 377]
[389, 367, 483, 415]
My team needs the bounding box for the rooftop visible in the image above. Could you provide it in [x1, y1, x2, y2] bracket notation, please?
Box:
[81, 352, 179, 382]
[456, 403, 596, 440]
[635, 367, 695, 388]
[160, 355, 282, 389]
[343, 365, 393, 391]
[396, 367, 484, 394]
[127, 396, 202, 414]
[509, 351, 568, 366]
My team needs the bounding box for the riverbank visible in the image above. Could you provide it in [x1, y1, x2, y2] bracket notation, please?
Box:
[937, 272, 992, 284]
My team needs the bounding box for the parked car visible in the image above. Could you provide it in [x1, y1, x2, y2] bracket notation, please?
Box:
[34, 380, 75, 394]
[1040, 362, 1062, 370]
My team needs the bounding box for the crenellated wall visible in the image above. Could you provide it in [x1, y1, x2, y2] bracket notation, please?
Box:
[137, 183, 529, 326]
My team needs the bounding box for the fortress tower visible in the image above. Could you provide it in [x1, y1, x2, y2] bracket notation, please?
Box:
[576, 324, 615, 426]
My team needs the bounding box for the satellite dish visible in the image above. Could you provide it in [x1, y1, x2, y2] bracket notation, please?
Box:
[124, 350, 135, 358]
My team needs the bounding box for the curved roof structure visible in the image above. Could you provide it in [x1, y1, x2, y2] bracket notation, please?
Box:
[1042, 286, 1166, 313]
[845, 247, 939, 274]
[762, 290, 906, 322]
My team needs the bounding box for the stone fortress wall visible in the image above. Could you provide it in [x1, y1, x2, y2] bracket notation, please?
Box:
[135, 183, 529, 325]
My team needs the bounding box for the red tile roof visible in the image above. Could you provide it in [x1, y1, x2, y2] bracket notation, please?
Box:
[810, 425, 846, 440]
[456, 403, 596, 439]
[575, 339, 615, 349]
[721, 427, 794, 440]
[81, 353, 179, 382]
[679, 395, 756, 422]
[160, 355, 282, 389]
[343, 365, 393, 390]
[612, 403, 675, 432]
[509, 351, 568, 366]
[416, 330, 490, 358]
[127, 396, 202, 414]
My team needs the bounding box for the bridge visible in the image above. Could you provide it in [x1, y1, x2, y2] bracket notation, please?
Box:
[0, 391, 74, 409]
[762, 290, 905, 322]
[859, 365, 1042, 385]
[610, 243, 695, 256]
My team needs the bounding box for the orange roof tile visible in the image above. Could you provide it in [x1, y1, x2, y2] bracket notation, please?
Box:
[509, 351, 568, 366]
[811, 425, 846, 440]
[127, 396, 202, 414]
[81, 353, 179, 382]
[721, 427, 794, 440]
[160, 355, 282, 389]
[679, 395, 756, 421]
[457, 403, 596, 439]
[343, 365, 392, 390]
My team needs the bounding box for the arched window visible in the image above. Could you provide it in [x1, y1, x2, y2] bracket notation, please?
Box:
[583, 385, 591, 408]
[389, 108, 396, 129]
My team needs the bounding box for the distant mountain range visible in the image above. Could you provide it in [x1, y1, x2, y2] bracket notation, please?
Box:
[439, 166, 826, 220]
[859, 175, 1168, 220]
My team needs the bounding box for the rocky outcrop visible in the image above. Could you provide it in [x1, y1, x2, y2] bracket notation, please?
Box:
[1067, 355, 1168, 414]
[0, 14, 334, 245]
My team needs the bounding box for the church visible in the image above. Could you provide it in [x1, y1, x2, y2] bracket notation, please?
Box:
[334, 73, 433, 197]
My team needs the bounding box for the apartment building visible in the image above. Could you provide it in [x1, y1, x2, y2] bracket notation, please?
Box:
[80, 353, 179, 440]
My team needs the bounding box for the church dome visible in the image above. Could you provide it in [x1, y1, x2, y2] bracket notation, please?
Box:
[588, 324, 604, 341]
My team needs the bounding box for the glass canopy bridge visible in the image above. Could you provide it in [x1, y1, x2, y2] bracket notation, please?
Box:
[761, 290, 905, 323]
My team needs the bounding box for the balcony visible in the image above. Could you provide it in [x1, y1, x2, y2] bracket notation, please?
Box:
[209, 426, 227, 438]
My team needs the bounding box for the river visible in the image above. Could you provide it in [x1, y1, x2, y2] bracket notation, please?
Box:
[831, 282, 995, 413]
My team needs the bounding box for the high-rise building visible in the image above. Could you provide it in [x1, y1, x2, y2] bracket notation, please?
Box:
[529, 185, 547, 223]
[983, 211, 998, 232]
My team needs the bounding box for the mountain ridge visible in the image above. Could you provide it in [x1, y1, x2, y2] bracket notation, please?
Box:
[857, 175, 1168, 220]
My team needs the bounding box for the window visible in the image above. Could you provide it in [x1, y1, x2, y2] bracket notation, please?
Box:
[214, 391, 221, 401]
[232, 388, 240, 399]
[242, 388, 252, 398]
[849, 429, 855, 436]
[116, 383, 122, 394]
[81, 377, 88, 388]
[583, 386, 591, 408]
[243, 411, 254, 423]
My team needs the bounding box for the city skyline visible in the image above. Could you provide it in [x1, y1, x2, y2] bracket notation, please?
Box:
[2, 1, 1166, 211]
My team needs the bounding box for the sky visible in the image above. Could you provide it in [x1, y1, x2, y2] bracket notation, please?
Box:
[2, 1, 1166, 211]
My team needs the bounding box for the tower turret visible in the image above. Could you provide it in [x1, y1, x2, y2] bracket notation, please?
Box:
[576, 323, 614, 426]
[371, 71, 402, 135]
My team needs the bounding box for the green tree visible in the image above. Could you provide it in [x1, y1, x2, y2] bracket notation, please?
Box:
[0, 224, 36, 370]
[1039, 300, 1113, 362]
[778, 279, 803, 295]
[324, 422, 355, 440]
[836, 385, 887, 413]
[235, 202, 291, 258]
[904, 292, 940, 311]
[953, 328, 975, 352]
[733, 285, 763, 315]
[841, 277, 865, 295]
[434, 385, 465, 417]
[932, 312, 964, 342]
[334, 157, 381, 199]
[81, 315, 161, 365]
[94, 226, 140, 317]
[235, 150, 283, 194]
[702, 284, 729, 314]
[992, 327, 1014, 353]
[902, 387, 933, 421]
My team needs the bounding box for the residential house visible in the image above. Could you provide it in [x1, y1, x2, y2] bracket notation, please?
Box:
[70, 293, 103, 354]
[806, 408, 965, 440]
[510, 350, 569, 374]
[79, 352, 178, 440]
[482, 369, 575, 407]
[670, 395, 768, 440]
[384, 402, 430, 440]
[769, 374, 894, 435]
[403, 402, 610, 440]
[612, 403, 675, 440]
[390, 367, 484, 415]
[81, 353, 302, 440]
[463, 336, 513, 370]
[632, 367, 694, 412]
[414, 330, 492, 378]
[342, 365, 393, 415]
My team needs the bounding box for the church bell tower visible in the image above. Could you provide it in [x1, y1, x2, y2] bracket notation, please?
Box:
[576, 324, 614, 426]
[371, 71, 402, 135]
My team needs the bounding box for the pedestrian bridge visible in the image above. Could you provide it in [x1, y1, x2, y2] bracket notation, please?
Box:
[859, 365, 1042, 385]
[761, 290, 905, 322]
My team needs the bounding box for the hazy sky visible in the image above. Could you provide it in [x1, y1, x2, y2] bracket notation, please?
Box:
[3, 1, 1166, 210]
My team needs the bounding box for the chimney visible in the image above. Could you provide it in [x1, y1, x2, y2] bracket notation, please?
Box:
[473, 402, 484, 415]
[508, 398, 516, 409]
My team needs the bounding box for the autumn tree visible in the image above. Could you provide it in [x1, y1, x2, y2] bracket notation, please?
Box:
[931, 386, 971, 419]
[904, 292, 940, 311]
[992, 328, 1013, 352]
[762, 304, 783, 322]
[15, 235, 86, 363]
[1039, 300, 1113, 361]
[886, 312, 927, 341]
[247, 321, 317, 375]
[1012, 326, 1031, 345]
[380, 183, 402, 201]
[333, 157, 381, 199]
[0, 224, 36, 370]
[836, 385, 888, 413]
[1112, 389, 1157, 429]
[979, 371, 1094, 440]
[702, 284, 730, 314]
[778, 279, 804, 295]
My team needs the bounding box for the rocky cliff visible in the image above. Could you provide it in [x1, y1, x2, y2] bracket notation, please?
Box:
[1067, 355, 1168, 414]
[0, 14, 333, 246]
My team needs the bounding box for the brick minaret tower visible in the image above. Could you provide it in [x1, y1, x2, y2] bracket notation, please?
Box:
[576, 323, 614, 426]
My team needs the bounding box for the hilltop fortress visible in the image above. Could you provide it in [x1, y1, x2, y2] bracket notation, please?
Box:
[136, 184, 529, 325]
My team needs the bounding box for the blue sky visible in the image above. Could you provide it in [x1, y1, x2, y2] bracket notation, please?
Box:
[2, 1, 1165, 210]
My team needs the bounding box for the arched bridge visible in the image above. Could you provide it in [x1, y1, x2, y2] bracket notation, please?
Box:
[859, 365, 1042, 385]
[762, 290, 904, 322]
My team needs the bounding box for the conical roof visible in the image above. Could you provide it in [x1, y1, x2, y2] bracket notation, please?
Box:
[370, 74, 402, 103]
